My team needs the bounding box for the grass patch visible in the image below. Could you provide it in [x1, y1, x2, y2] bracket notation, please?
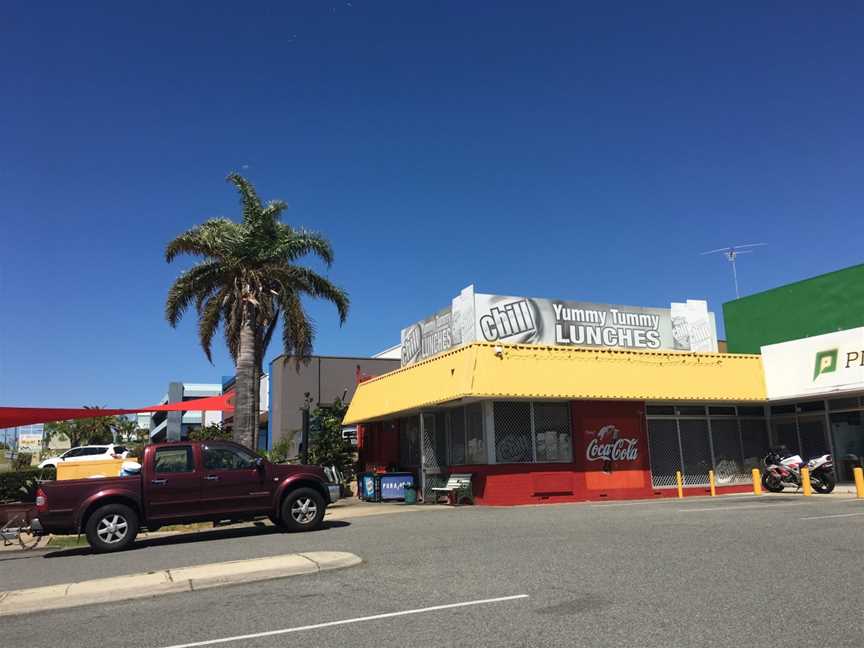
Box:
[46, 534, 88, 549]
[159, 522, 217, 533]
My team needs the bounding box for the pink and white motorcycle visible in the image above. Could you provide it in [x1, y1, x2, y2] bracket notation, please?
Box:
[762, 449, 835, 494]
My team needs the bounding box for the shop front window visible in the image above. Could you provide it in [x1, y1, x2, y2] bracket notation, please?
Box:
[679, 419, 712, 486]
[533, 402, 572, 462]
[709, 418, 745, 485]
[740, 418, 770, 470]
[798, 415, 829, 459]
[492, 400, 572, 464]
[647, 405, 769, 488]
[771, 418, 799, 455]
[494, 402, 533, 463]
[647, 419, 681, 488]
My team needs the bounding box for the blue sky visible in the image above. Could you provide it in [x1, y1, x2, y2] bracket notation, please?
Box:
[2, 2, 863, 407]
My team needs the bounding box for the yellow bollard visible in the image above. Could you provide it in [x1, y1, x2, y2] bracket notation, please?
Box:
[854, 466, 864, 499]
[708, 470, 716, 496]
[801, 466, 812, 496]
[752, 468, 762, 495]
[676, 470, 683, 498]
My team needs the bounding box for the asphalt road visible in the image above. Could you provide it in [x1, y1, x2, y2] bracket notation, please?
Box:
[4, 495, 864, 647]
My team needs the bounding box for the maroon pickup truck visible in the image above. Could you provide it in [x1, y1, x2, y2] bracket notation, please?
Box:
[32, 440, 340, 552]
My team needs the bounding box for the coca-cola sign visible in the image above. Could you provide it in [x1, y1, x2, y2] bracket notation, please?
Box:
[585, 425, 639, 467]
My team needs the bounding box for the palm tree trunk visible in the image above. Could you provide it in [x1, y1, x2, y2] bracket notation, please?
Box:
[233, 301, 257, 449]
[250, 322, 265, 451]
[251, 363, 261, 451]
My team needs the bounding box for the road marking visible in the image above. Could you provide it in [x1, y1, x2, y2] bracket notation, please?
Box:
[678, 503, 802, 512]
[799, 512, 864, 521]
[588, 497, 739, 508]
[156, 594, 530, 648]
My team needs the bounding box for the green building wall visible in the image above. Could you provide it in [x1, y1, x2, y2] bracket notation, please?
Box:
[723, 264, 864, 354]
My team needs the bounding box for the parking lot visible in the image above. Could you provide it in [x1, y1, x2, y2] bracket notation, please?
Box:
[3, 494, 863, 648]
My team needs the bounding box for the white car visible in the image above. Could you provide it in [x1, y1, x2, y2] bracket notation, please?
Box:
[38, 444, 129, 469]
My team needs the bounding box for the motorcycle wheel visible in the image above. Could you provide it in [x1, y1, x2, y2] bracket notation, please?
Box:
[813, 473, 835, 494]
[762, 472, 785, 493]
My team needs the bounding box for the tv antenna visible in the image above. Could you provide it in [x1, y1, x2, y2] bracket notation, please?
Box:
[701, 243, 766, 299]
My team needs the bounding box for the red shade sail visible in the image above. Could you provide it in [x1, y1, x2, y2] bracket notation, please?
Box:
[0, 392, 235, 429]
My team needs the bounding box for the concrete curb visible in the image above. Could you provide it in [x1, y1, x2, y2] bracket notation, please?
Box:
[0, 551, 362, 617]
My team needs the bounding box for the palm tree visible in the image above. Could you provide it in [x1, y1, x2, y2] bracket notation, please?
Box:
[165, 174, 349, 449]
[43, 406, 117, 450]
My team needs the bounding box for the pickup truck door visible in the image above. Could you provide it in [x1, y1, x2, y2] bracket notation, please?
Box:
[145, 445, 202, 521]
[200, 443, 273, 516]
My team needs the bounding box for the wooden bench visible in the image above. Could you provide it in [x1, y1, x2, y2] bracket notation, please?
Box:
[431, 473, 474, 505]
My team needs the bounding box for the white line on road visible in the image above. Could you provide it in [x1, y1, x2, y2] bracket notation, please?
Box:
[799, 512, 864, 521]
[679, 503, 801, 512]
[156, 594, 530, 648]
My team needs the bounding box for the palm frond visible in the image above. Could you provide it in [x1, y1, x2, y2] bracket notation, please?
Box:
[268, 266, 349, 324]
[260, 309, 280, 362]
[165, 261, 228, 327]
[222, 295, 242, 362]
[198, 287, 230, 363]
[165, 218, 240, 263]
[270, 225, 334, 266]
[226, 172, 263, 226]
[260, 200, 288, 230]
[280, 291, 315, 367]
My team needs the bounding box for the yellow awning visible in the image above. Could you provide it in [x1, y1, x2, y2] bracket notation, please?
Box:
[343, 342, 766, 424]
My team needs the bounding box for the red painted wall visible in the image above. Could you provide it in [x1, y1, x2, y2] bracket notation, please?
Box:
[464, 400, 654, 505]
[572, 400, 655, 501]
[360, 400, 754, 506]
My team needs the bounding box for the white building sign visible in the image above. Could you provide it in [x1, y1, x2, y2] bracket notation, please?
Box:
[400, 285, 719, 366]
[761, 327, 864, 400]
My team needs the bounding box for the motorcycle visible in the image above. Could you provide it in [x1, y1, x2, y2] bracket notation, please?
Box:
[761, 449, 835, 494]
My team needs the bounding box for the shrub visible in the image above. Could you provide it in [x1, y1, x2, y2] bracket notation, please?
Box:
[0, 467, 53, 503]
[125, 443, 147, 461]
[308, 400, 354, 482]
[12, 453, 33, 470]
[264, 436, 295, 464]
[188, 423, 232, 442]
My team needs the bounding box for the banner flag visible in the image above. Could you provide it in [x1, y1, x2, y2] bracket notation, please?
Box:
[0, 392, 234, 429]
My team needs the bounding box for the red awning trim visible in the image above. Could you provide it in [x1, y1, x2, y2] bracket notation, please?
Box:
[0, 392, 235, 429]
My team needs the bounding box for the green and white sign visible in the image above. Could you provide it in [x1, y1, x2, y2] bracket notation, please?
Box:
[762, 327, 864, 399]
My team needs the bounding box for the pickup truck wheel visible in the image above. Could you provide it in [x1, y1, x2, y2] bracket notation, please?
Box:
[280, 488, 326, 532]
[85, 504, 139, 553]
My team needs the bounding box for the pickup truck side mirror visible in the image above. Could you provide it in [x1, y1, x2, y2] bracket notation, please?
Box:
[254, 457, 265, 470]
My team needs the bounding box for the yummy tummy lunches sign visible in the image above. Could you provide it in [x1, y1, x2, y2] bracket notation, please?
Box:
[400, 286, 718, 366]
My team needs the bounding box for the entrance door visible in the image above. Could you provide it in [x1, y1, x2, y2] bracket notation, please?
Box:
[420, 412, 448, 499]
[829, 411, 864, 482]
[199, 443, 272, 516]
[146, 445, 201, 522]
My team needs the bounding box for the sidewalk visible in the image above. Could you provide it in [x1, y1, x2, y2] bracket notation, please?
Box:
[0, 551, 362, 616]
[326, 498, 449, 520]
